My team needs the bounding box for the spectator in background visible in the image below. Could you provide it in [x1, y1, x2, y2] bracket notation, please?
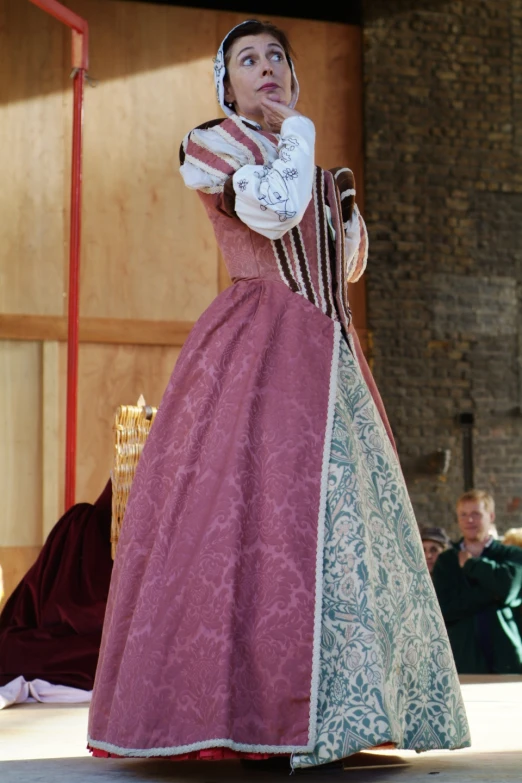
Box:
[503, 528, 522, 640]
[420, 526, 451, 574]
[433, 489, 522, 674]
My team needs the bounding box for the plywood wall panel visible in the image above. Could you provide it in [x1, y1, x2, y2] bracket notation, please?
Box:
[0, 0, 365, 602]
[71, 342, 181, 503]
[2, 0, 363, 325]
[0, 546, 42, 613]
[0, 2, 67, 316]
[0, 341, 42, 547]
[67, 0, 220, 323]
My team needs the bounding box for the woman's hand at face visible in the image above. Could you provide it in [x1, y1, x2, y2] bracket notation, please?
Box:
[260, 95, 301, 133]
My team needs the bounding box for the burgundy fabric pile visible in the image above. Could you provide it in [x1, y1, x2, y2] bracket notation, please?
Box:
[0, 481, 113, 690]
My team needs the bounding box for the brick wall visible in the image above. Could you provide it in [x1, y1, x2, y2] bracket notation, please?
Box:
[363, 0, 522, 535]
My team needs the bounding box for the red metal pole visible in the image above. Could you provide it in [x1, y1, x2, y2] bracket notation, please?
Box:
[64, 65, 84, 510]
[28, 0, 89, 65]
[28, 1, 89, 510]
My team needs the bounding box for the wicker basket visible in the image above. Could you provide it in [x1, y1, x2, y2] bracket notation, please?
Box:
[111, 399, 157, 558]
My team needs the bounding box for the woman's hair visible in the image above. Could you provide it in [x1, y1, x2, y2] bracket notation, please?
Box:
[503, 528, 522, 548]
[223, 19, 295, 70]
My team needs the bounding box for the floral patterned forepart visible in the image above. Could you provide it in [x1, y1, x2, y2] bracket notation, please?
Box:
[293, 339, 471, 768]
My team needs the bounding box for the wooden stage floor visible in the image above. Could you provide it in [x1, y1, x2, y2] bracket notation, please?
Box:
[1, 676, 521, 782]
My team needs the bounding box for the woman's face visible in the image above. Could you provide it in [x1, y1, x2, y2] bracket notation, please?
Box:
[224, 33, 293, 123]
[422, 540, 445, 573]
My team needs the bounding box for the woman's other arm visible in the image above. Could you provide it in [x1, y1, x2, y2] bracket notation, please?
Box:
[331, 167, 368, 284]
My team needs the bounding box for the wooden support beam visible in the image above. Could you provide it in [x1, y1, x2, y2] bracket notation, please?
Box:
[0, 315, 194, 347]
[0, 315, 372, 359]
[0, 546, 42, 611]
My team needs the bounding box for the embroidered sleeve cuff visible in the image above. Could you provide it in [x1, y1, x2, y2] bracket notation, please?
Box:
[280, 116, 315, 134]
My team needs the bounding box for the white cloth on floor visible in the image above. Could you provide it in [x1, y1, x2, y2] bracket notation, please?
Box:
[0, 676, 92, 709]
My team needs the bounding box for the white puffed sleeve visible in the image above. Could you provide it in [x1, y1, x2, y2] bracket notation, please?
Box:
[232, 116, 315, 240]
[180, 127, 242, 193]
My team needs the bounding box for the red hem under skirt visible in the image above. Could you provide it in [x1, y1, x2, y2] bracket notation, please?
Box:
[89, 746, 284, 761]
[89, 742, 395, 762]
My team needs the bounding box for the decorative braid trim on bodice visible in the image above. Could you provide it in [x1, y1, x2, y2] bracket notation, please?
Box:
[329, 175, 353, 330]
[267, 167, 352, 332]
[314, 168, 335, 319]
[271, 238, 300, 293]
[290, 227, 318, 306]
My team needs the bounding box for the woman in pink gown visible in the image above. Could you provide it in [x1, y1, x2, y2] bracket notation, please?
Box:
[88, 20, 469, 769]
